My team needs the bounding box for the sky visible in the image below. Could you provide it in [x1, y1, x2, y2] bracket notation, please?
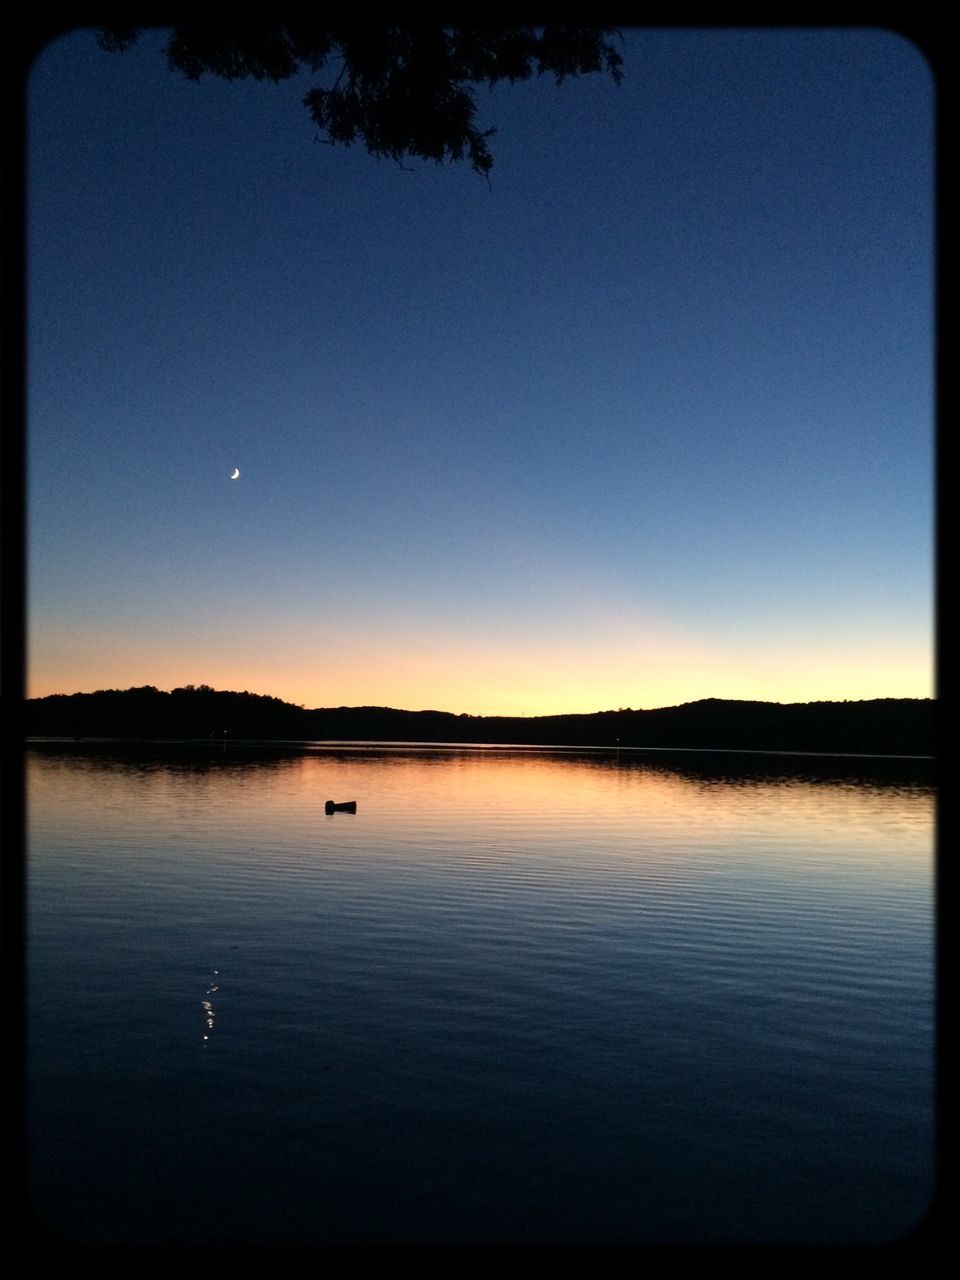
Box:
[27, 26, 934, 716]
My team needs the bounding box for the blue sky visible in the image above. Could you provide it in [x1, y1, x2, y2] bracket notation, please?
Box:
[27, 26, 934, 714]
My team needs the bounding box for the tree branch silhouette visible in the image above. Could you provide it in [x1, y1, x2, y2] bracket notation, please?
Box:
[96, 24, 624, 174]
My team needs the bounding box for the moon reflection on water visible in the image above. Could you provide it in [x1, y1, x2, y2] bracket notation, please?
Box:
[201, 970, 219, 1044]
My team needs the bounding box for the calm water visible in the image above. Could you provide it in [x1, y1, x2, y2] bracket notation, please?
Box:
[26, 743, 934, 1246]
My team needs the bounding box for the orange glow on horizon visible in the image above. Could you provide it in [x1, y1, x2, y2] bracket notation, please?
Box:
[27, 647, 934, 715]
[27, 592, 933, 713]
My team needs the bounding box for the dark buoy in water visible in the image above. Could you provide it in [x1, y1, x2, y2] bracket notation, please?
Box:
[325, 800, 357, 814]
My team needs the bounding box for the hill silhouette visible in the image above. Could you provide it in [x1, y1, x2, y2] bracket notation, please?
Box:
[26, 685, 935, 757]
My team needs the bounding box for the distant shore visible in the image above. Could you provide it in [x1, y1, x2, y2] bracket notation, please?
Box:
[25, 687, 935, 758]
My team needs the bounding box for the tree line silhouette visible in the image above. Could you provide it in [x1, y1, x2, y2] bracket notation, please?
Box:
[26, 686, 935, 757]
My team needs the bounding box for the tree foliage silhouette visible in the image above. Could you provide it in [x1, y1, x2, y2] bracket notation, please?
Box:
[96, 24, 624, 174]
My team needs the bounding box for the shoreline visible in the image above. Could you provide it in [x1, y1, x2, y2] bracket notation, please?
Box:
[25, 736, 936, 763]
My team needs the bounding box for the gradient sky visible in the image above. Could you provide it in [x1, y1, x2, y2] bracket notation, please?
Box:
[27, 26, 934, 715]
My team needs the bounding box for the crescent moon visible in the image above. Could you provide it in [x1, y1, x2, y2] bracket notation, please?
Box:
[230, 468, 240, 479]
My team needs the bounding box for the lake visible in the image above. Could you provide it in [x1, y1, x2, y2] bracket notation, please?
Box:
[26, 742, 935, 1246]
